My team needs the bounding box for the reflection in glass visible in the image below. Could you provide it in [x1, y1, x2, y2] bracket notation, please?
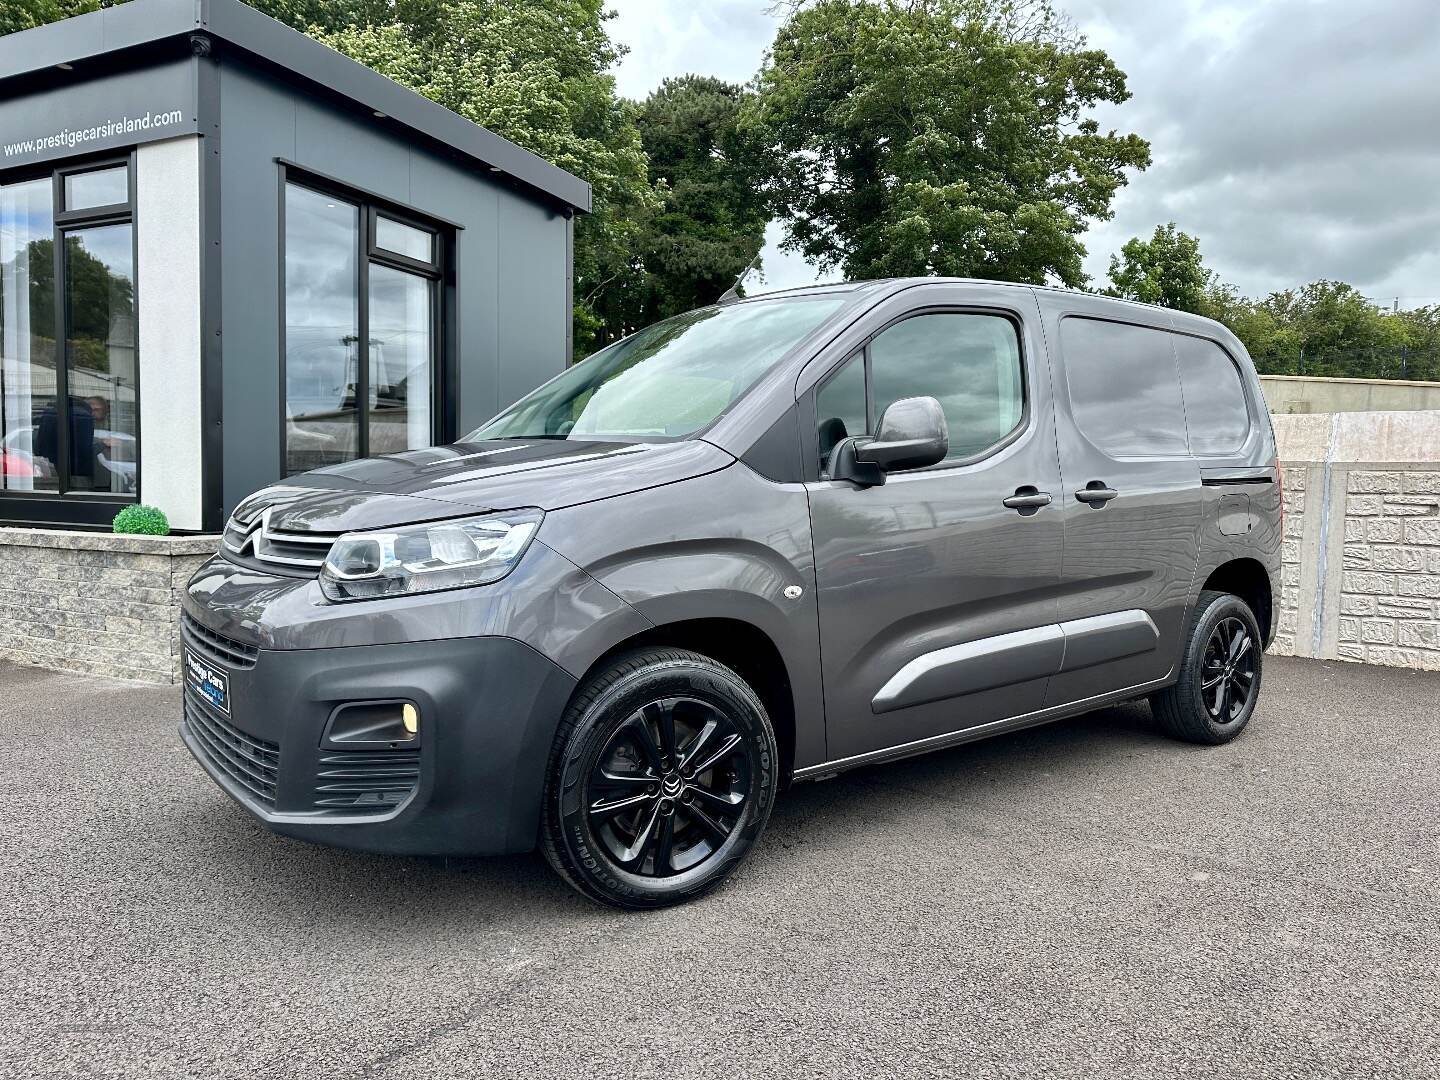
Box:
[1063, 318, 1189, 458]
[870, 313, 1023, 460]
[474, 296, 846, 441]
[816, 353, 866, 471]
[1176, 335, 1249, 456]
[64, 166, 128, 212]
[368, 264, 433, 455]
[62, 223, 136, 492]
[285, 184, 359, 475]
[0, 177, 57, 491]
[375, 216, 433, 263]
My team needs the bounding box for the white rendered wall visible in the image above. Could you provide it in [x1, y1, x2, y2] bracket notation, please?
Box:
[136, 135, 203, 531]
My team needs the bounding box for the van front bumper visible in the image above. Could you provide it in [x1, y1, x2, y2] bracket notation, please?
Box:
[179, 627, 577, 856]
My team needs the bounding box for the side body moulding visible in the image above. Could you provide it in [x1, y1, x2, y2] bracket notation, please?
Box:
[871, 609, 1159, 714]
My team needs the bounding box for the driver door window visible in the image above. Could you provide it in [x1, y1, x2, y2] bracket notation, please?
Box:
[815, 312, 1025, 472]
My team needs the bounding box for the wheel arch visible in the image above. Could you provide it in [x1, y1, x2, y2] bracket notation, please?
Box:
[574, 617, 799, 786]
[1201, 557, 1275, 646]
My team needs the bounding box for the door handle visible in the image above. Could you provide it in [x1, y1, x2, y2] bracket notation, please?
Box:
[1075, 483, 1119, 505]
[1002, 486, 1052, 513]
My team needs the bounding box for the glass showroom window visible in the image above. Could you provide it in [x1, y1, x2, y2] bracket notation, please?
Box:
[283, 179, 441, 475]
[1, 160, 137, 501]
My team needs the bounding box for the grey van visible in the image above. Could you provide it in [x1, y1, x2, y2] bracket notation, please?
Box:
[181, 279, 1281, 909]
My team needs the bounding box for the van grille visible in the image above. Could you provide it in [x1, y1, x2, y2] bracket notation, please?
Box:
[222, 507, 336, 575]
[312, 749, 421, 814]
[183, 695, 280, 808]
[181, 613, 259, 670]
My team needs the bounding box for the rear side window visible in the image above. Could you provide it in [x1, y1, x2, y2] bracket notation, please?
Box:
[1174, 335, 1250, 456]
[1062, 317, 1188, 458]
[815, 312, 1025, 470]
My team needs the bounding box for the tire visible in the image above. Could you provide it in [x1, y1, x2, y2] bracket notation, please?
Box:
[1150, 590, 1264, 745]
[540, 647, 779, 910]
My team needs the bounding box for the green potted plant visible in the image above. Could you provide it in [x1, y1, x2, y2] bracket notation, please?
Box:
[112, 504, 170, 536]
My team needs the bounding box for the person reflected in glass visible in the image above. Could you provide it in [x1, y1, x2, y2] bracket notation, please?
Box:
[34, 397, 96, 489]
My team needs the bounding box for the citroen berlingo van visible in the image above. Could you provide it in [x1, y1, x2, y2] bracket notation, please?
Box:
[181, 279, 1281, 909]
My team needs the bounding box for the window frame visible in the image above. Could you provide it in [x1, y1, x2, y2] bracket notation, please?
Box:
[811, 306, 1031, 478]
[0, 151, 140, 527]
[278, 165, 451, 476]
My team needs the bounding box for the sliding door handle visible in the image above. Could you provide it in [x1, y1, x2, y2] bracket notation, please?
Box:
[1075, 484, 1119, 505]
[1003, 486, 1052, 513]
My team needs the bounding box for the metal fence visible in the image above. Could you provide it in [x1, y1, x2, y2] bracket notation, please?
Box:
[1252, 347, 1440, 382]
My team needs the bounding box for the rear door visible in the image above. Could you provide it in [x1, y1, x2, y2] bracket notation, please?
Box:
[1037, 296, 1202, 707]
[802, 284, 1066, 763]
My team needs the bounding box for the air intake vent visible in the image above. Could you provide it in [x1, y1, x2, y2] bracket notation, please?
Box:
[312, 749, 421, 814]
[184, 695, 280, 808]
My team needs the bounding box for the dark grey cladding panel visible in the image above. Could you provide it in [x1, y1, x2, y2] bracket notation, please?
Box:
[0, 58, 198, 170]
[0, 0, 590, 213]
[0, 0, 196, 73]
[217, 60, 568, 518]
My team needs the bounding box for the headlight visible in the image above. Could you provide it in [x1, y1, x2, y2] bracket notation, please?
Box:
[319, 509, 543, 602]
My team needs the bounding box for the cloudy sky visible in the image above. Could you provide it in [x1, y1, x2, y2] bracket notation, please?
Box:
[606, 0, 1440, 308]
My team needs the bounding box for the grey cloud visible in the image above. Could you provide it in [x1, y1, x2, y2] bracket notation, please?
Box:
[1075, 0, 1440, 301]
[611, 0, 1440, 304]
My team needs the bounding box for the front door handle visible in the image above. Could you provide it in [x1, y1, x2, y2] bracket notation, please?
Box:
[1075, 483, 1119, 505]
[1003, 486, 1052, 513]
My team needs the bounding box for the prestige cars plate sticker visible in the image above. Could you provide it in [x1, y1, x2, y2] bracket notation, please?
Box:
[185, 650, 230, 715]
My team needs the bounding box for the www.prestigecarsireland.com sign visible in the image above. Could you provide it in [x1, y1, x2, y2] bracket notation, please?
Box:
[3, 107, 187, 161]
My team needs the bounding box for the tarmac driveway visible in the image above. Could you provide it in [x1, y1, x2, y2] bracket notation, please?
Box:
[1, 655, 1436, 1079]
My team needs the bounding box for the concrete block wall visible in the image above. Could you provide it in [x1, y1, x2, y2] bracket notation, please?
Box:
[0, 528, 219, 684]
[1270, 411, 1440, 671]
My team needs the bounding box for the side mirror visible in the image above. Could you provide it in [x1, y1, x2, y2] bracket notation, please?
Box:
[831, 396, 948, 487]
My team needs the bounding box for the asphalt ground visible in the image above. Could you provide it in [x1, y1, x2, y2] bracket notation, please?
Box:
[1, 654, 1437, 1079]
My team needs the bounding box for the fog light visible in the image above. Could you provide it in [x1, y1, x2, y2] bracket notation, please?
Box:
[323, 701, 421, 748]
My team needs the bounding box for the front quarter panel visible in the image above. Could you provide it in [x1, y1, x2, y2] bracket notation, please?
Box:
[538, 462, 827, 770]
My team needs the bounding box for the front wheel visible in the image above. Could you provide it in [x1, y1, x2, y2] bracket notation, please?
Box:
[540, 648, 778, 909]
[1150, 590, 1264, 745]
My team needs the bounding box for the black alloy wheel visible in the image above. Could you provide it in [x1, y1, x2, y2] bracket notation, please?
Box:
[541, 648, 778, 909]
[1151, 589, 1265, 745]
[1200, 616, 1256, 723]
[587, 697, 751, 878]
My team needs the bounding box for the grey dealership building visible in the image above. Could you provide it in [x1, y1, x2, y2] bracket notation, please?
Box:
[0, 0, 588, 533]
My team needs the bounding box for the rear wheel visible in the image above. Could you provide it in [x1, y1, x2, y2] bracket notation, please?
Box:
[1151, 590, 1263, 745]
[540, 648, 778, 909]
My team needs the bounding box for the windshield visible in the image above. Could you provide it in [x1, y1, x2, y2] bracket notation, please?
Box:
[468, 295, 847, 441]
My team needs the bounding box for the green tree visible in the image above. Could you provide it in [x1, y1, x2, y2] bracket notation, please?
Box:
[1105, 223, 1211, 313]
[315, 0, 658, 358]
[1252, 281, 1407, 376]
[1, 0, 102, 37]
[1198, 282, 1298, 365]
[743, 0, 1150, 287]
[626, 76, 768, 330]
[14, 0, 657, 359]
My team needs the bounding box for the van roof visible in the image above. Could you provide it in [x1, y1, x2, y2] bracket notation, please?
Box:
[742, 277, 1236, 339]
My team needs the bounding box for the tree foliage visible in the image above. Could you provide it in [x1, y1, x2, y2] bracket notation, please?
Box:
[1103, 225, 1439, 379]
[1213, 281, 1422, 378]
[0, 0, 102, 37]
[312, 0, 657, 358]
[1104, 223, 1210, 313]
[742, 0, 1150, 287]
[623, 76, 768, 332]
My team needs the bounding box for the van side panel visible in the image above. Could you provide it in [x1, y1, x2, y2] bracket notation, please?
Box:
[537, 463, 828, 771]
[1034, 293, 1203, 706]
[1169, 311, 1284, 639]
